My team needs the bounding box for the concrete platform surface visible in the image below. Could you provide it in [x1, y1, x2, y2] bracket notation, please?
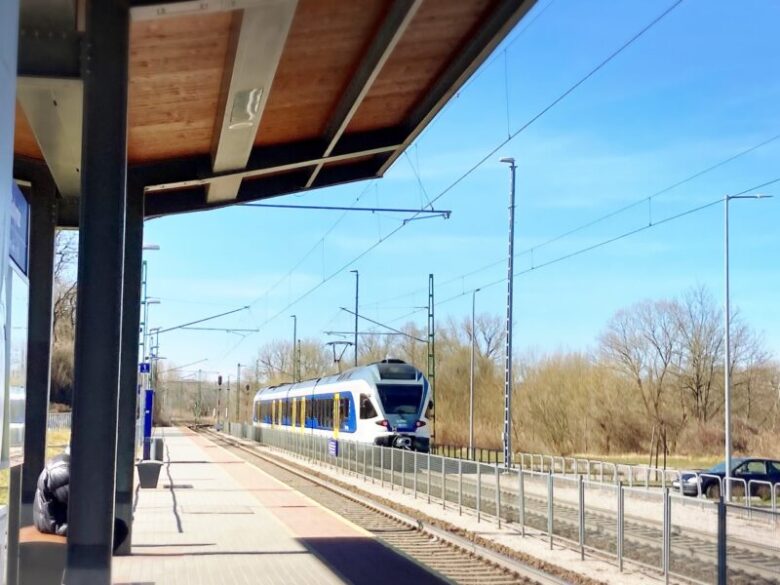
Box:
[112, 427, 446, 585]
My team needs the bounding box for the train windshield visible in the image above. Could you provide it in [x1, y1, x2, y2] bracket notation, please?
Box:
[377, 384, 423, 418]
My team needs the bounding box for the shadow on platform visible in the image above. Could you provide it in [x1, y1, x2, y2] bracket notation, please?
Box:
[298, 537, 449, 585]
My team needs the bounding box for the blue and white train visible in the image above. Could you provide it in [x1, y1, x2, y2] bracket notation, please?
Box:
[252, 359, 432, 451]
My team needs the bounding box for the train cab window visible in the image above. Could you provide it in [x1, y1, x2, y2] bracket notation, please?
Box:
[339, 398, 349, 426]
[360, 395, 377, 419]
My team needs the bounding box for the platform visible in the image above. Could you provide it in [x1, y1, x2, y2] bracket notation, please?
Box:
[113, 427, 447, 585]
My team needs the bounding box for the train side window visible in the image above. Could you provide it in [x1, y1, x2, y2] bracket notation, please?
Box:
[360, 395, 377, 419]
[425, 399, 434, 419]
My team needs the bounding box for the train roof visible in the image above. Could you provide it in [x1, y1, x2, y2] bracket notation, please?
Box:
[254, 359, 423, 400]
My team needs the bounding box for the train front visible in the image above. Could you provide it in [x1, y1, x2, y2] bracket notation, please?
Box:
[369, 360, 432, 452]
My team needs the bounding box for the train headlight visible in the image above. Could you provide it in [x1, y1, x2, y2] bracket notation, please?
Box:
[415, 420, 426, 428]
[375, 419, 390, 428]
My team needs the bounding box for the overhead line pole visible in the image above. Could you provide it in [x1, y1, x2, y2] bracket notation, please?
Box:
[236, 363, 243, 422]
[428, 274, 435, 446]
[351, 270, 359, 366]
[291, 315, 298, 381]
[470, 288, 480, 453]
[500, 157, 517, 469]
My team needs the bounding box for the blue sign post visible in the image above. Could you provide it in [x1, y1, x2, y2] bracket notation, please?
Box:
[139, 362, 150, 374]
[143, 389, 154, 459]
[328, 439, 339, 457]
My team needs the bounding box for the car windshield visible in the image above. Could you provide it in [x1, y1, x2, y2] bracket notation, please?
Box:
[707, 459, 746, 473]
[377, 384, 423, 415]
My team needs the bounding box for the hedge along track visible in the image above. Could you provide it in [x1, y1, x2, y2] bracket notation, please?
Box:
[198, 428, 578, 585]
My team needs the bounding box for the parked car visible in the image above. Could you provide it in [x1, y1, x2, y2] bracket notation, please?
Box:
[673, 458, 780, 499]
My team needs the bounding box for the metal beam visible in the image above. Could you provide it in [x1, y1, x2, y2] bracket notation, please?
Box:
[17, 77, 83, 198]
[65, 0, 130, 581]
[378, 0, 537, 176]
[130, 0, 288, 21]
[20, 0, 77, 30]
[207, 0, 297, 202]
[133, 131, 400, 192]
[144, 167, 310, 217]
[17, 31, 81, 78]
[143, 155, 380, 217]
[305, 0, 422, 188]
[20, 172, 57, 529]
[18, 0, 81, 77]
[114, 181, 144, 556]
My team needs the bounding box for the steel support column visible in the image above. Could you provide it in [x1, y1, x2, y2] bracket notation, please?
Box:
[65, 0, 130, 582]
[20, 173, 57, 526]
[114, 181, 144, 556]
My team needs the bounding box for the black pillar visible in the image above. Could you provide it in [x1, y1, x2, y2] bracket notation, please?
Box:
[20, 173, 57, 525]
[65, 0, 129, 582]
[114, 181, 144, 556]
[7, 466, 22, 585]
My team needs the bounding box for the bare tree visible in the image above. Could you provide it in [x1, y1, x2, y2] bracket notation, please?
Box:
[52, 231, 78, 342]
[601, 300, 678, 422]
[672, 286, 723, 423]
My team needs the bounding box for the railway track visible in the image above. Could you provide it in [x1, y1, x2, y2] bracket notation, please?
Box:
[197, 428, 575, 585]
[412, 468, 780, 585]
[206, 429, 780, 584]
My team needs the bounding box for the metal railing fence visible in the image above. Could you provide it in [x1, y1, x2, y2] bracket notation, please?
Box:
[434, 445, 780, 512]
[240, 427, 780, 585]
[47, 412, 72, 430]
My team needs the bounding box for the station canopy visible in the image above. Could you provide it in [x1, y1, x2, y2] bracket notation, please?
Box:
[14, 0, 535, 226]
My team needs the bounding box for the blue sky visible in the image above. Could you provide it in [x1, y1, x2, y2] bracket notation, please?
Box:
[145, 0, 780, 381]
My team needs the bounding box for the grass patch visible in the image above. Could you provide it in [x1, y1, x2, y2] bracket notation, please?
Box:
[47, 429, 71, 459]
[572, 452, 721, 470]
[0, 430, 71, 508]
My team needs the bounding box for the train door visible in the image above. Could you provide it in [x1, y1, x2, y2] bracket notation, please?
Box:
[333, 392, 339, 439]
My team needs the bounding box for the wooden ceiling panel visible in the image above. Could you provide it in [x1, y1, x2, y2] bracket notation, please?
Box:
[254, 0, 390, 147]
[14, 100, 43, 159]
[127, 12, 235, 163]
[346, 0, 493, 133]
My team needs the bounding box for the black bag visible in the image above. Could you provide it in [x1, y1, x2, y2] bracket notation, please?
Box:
[33, 454, 70, 536]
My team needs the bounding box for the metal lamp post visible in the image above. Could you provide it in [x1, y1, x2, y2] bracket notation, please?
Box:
[141, 298, 160, 384]
[723, 193, 772, 500]
[469, 288, 480, 455]
[290, 315, 297, 382]
[500, 157, 516, 469]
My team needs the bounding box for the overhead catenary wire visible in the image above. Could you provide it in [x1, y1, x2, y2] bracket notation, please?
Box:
[229, 0, 685, 339]
[186, 0, 687, 360]
[385, 176, 780, 324]
[365, 130, 780, 309]
[246, 179, 378, 308]
[339, 307, 426, 343]
[413, 0, 686, 217]
[156, 306, 249, 335]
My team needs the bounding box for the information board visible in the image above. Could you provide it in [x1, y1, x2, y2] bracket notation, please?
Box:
[9, 183, 28, 275]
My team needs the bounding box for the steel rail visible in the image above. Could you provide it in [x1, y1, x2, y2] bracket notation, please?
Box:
[202, 428, 570, 585]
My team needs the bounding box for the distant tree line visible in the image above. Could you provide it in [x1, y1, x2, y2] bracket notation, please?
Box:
[50, 231, 779, 459]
